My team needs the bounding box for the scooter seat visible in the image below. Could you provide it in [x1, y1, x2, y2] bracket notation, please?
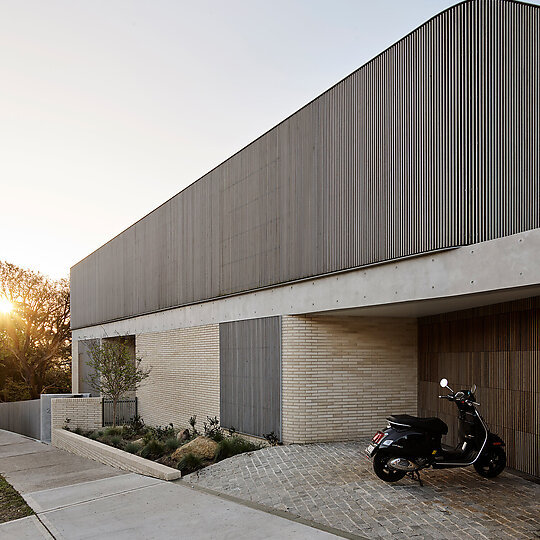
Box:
[388, 414, 448, 435]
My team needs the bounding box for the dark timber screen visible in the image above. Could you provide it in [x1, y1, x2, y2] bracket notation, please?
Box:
[220, 317, 281, 439]
[102, 398, 138, 427]
[418, 296, 540, 478]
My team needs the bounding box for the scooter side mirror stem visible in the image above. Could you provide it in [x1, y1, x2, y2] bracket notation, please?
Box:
[439, 378, 454, 393]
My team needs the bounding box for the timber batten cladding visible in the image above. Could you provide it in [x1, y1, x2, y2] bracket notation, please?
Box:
[220, 317, 282, 439]
[418, 296, 540, 478]
[71, 0, 540, 330]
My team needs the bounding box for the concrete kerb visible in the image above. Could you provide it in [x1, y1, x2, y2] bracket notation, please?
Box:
[52, 429, 181, 481]
[179, 480, 368, 540]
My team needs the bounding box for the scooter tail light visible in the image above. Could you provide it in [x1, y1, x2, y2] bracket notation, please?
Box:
[372, 431, 385, 444]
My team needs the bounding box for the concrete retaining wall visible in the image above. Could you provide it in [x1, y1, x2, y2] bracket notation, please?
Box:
[52, 428, 181, 480]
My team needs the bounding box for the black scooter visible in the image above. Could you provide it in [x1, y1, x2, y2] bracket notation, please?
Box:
[365, 378, 506, 484]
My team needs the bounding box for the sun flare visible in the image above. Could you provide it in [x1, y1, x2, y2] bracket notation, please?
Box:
[0, 297, 13, 314]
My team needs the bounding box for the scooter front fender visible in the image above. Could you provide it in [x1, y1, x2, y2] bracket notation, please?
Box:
[486, 432, 505, 447]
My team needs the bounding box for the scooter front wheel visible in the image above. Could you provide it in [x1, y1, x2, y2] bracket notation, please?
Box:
[473, 447, 506, 478]
[373, 453, 407, 482]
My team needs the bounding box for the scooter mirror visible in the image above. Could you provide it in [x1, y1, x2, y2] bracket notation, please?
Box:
[440, 378, 448, 388]
[471, 383, 477, 393]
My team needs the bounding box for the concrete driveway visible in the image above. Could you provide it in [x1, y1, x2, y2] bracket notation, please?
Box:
[0, 430, 343, 539]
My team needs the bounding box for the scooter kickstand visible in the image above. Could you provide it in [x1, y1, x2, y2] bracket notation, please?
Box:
[408, 470, 423, 487]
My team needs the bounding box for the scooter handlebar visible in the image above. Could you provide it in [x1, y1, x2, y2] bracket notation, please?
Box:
[439, 395, 480, 407]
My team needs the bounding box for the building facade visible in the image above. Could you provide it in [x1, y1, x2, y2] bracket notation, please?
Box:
[71, 0, 540, 477]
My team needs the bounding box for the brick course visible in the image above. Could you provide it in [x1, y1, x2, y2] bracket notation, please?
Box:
[127, 316, 417, 442]
[281, 315, 417, 443]
[51, 397, 102, 431]
[136, 324, 220, 430]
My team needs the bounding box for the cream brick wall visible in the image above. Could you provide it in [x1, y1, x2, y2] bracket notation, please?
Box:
[51, 397, 102, 431]
[282, 315, 417, 443]
[136, 324, 220, 430]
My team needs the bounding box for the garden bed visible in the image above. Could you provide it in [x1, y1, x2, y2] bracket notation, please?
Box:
[61, 415, 266, 478]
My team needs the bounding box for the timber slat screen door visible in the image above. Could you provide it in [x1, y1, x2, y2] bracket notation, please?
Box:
[220, 317, 281, 439]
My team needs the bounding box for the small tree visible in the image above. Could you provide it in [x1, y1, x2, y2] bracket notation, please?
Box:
[85, 339, 150, 427]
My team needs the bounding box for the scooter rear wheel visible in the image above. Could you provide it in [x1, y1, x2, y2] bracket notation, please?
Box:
[373, 453, 407, 482]
[473, 446, 506, 478]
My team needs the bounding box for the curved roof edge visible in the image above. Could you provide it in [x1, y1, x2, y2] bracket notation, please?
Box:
[71, 0, 539, 271]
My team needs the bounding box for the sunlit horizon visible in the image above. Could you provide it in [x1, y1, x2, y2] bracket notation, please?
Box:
[0, 297, 14, 314]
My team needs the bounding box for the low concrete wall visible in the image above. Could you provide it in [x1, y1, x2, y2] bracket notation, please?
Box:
[51, 397, 102, 431]
[52, 429, 181, 481]
[0, 399, 41, 439]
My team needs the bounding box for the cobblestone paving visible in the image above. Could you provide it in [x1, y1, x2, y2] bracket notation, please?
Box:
[187, 441, 540, 539]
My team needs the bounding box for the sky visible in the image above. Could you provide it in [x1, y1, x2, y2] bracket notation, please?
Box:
[2, 0, 535, 280]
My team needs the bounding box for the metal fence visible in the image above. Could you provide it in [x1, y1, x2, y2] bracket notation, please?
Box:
[0, 399, 41, 439]
[102, 397, 137, 427]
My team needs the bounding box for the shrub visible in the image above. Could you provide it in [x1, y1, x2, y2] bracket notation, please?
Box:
[188, 415, 200, 437]
[215, 436, 261, 462]
[88, 431, 100, 441]
[209, 431, 224, 443]
[140, 439, 165, 459]
[263, 431, 281, 446]
[104, 426, 122, 437]
[122, 415, 145, 439]
[73, 427, 83, 435]
[164, 437, 180, 452]
[144, 424, 176, 443]
[129, 414, 145, 432]
[177, 453, 203, 475]
[125, 442, 141, 454]
[109, 435, 123, 447]
[203, 416, 223, 442]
